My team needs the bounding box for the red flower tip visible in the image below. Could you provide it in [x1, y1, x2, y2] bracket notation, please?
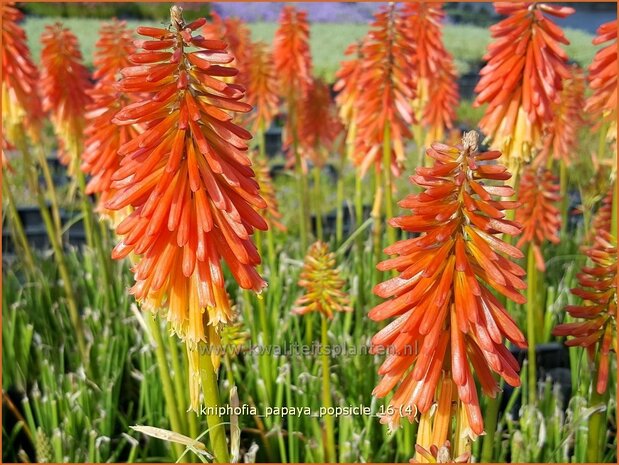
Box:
[40, 22, 93, 172]
[371, 131, 527, 434]
[1, 2, 44, 143]
[515, 166, 562, 271]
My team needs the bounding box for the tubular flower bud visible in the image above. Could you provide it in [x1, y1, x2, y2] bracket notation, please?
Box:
[353, 4, 416, 177]
[1, 2, 44, 144]
[474, 3, 574, 174]
[553, 228, 617, 394]
[40, 23, 93, 173]
[81, 20, 140, 220]
[245, 41, 279, 134]
[585, 21, 617, 142]
[293, 241, 351, 319]
[106, 6, 267, 410]
[402, 2, 459, 145]
[515, 167, 561, 271]
[370, 131, 527, 435]
[334, 41, 363, 131]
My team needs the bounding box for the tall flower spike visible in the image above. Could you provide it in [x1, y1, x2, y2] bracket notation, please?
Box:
[298, 78, 342, 168]
[585, 21, 617, 142]
[474, 3, 574, 174]
[107, 6, 268, 410]
[515, 166, 561, 271]
[245, 41, 279, 134]
[353, 4, 415, 176]
[40, 23, 93, 173]
[81, 20, 139, 220]
[402, 2, 459, 145]
[553, 227, 616, 394]
[250, 152, 286, 232]
[293, 241, 351, 319]
[273, 6, 313, 101]
[370, 131, 527, 435]
[334, 41, 363, 131]
[1, 3, 44, 144]
[539, 65, 586, 167]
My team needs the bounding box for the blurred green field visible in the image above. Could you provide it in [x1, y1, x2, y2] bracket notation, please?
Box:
[23, 17, 597, 80]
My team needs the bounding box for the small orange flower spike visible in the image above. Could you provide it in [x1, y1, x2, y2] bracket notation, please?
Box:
[592, 188, 614, 237]
[553, 226, 616, 394]
[539, 65, 586, 167]
[106, 6, 267, 410]
[474, 3, 574, 174]
[334, 41, 363, 131]
[585, 21, 617, 142]
[402, 2, 459, 144]
[81, 20, 139, 220]
[298, 78, 342, 168]
[1, 3, 44, 144]
[273, 6, 313, 102]
[515, 167, 561, 271]
[353, 4, 416, 177]
[293, 241, 351, 319]
[245, 41, 280, 134]
[370, 131, 527, 435]
[40, 23, 93, 173]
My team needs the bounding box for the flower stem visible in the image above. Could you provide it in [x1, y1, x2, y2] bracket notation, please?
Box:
[18, 135, 89, 366]
[526, 245, 537, 404]
[321, 315, 336, 462]
[290, 102, 309, 251]
[2, 173, 36, 273]
[145, 316, 185, 459]
[480, 395, 501, 462]
[34, 144, 62, 237]
[313, 166, 323, 241]
[559, 159, 568, 238]
[586, 362, 609, 462]
[382, 121, 395, 247]
[335, 155, 345, 244]
[199, 351, 230, 463]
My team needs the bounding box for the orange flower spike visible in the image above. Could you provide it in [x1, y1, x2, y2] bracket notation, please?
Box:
[515, 167, 561, 271]
[81, 20, 139, 219]
[334, 41, 363, 130]
[107, 6, 267, 410]
[585, 21, 617, 141]
[474, 3, 574, 174]
[293, 241, 351, 319]
[353, 4, 416, 177]
[298, 78, 341, 168]
[251, 153, 286, 232]
[245, 41, 280, 134]
[1, 3, 44, 144]
[553, 228, 617, 394]
[402, 2, 459, 144]
[273, 5, 313, 101]
[371, 131, 527, 435]
[539, 65, 586, 167]
[40, 23, 93, 173]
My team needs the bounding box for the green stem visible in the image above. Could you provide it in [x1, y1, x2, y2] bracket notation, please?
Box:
[34, 144, 62, 238]
[559, 160, 568, 238]
[526, 245, 537, 404]
[586, 363, 609, 462]
[199, 351, 230, 463]
[145, 317, 186, 459]
[290, 102, 309, 251]
[167, 333, 189, 435]
[18, 135, 89, 366]
[2, 174, 36, 273]
[480, 394, 501, 462]
[321, 316, 336, 462]
[382, 122, 395, 247]
[335, 155, 345, 244]
[313, 166, 323, 242]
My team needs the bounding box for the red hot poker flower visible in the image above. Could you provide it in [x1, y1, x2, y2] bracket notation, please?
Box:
[106, 7, 267, 410]
[553, 228, 616, 394]
[370, 131, 527, 435]
[474, 3, 574, 173]
[1, 2, 44, 144]
[515, 167, 561, 271]
[40, 23, 93, 173]
[293, 241, 351, 319]
[250, 152, 286, 232]
[81, 20, 139, 219]
[585, 21, 617, 141]
[245, 41, 280, 134]
[353, 4, 415, 177]
[273, 6, 313, 102]
[402, 2, 459, 144]
[334, 41, 363, 131]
